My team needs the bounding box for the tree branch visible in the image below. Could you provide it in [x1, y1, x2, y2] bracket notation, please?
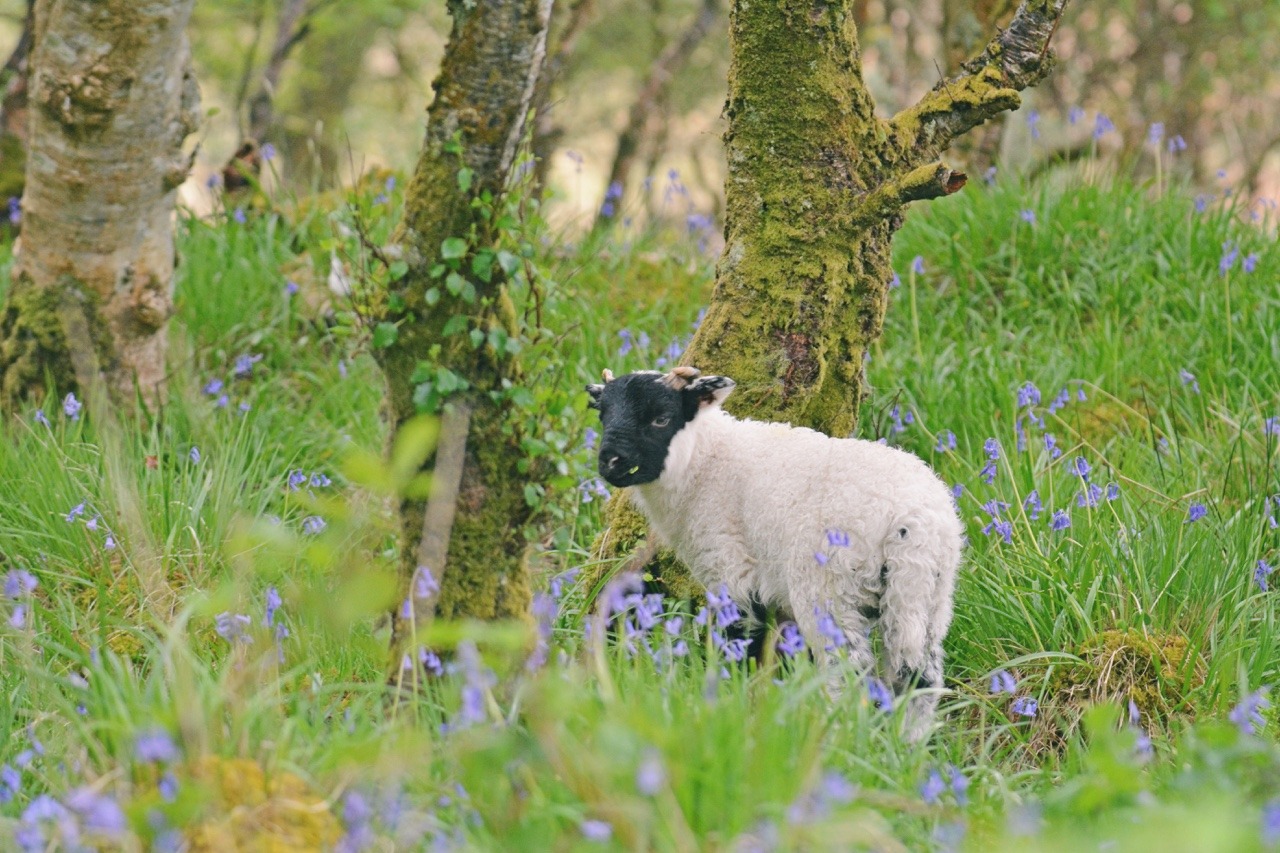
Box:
[888, 0, 1070, 167]
[857, 162, 967, 225]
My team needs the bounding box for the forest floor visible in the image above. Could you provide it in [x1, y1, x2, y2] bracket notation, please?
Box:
[1, 149, 1279, 851]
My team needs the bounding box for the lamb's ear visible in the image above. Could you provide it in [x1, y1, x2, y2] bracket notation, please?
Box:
[684, 375, 735, 411]
[586, 384, 604, 410]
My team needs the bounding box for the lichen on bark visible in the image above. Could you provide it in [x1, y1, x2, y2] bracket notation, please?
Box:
[596, 0, 1070, 597]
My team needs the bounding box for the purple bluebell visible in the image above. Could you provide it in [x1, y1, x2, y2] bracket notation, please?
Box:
[1050, 509, 1071, 531]
[990, 669, 1017, 694]
[814, 551, 829, 566]
[1068, 105, 1085, 125]
[1179, 369, 1199, 393]
[265, 586, 282, 626]
[707, 585, 742, 627]
[8, 606, 25, 629]
[889, 271, 901, 289]
[1106, 483, 1121, 501]
[301, 515, 327, 535]
[1167, 134, 1187, 153]
[189, 446, 201, 464]
[204, 378, 224, 395]
[309, 472, 331, 488]
[287, 469, 307, 490]
[617, 329, 633, 356]
[815, 609, 847, 651]
[34, 409, 49, 427]
[911, 255, 925, 275]
[983, 166, 997, 184]
[1147, 122, 1164, 146]
[1186, 503, 1208, 524]
[105, 535, 116, 550]
[215, 394, 229, 408]
[285, 280, 300, 296]
[578, 476, 610, 503]
[581, 819, 612, 842]
[1011, 696, 1038, 717]
[1077, 483, 1103, 508]
[947, 765, 970, 805]
[1023, 490, 1042, 521]
[1256, 560, 1274, 592]
[1019, 209, 1036, 225]
[1093, 113, 1114, 140]
[1071, 456, 1091, 479]
[1043, 433, 1061, 459]
[1263, 799, 1280, 845]
[826, 529, 851, 548]
[1220, 241, 1239, 275]
[159, 773, 178, 803]
[1243, 253, 1259, 273]
[66, 500, 87, 523]
[1265, 417, 1280, 437]
[215, 612, 252, 643]
[66, 787, 127, 835]
[951, 483, 964, 501]
[584, 427, 598, 451]
[233, 352, 262, 377]
[1025, 109, 1040, 139]
[233, 207, 247, 224]
[866, 676, 893, 711]
[935, 430, 957, 452]
[549, 568, 579, 600]
[719, 636, 750, 663]
[5, 569, 37, 599]
[135, 728, 179, 763]
[1228, 689, 1270, 735]
[1015, 418, 1027, 452]
[7, 195, 19, 224]
[1017, 382, 1041, 408]
[63, 392, 81, 420]
[921, 769, 946, 804]
[414, 566, 439, 599]
[1048, 387, 1070, 413]
[777, 622, 806, 657]
[637, 751, 665, 796]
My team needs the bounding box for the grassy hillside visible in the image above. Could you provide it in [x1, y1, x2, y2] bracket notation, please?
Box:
[1, 160, 1278, 851]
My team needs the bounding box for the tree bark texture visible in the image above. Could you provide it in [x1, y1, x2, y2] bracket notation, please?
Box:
[0, 0, 200, 408]
[596, 0, 1069, 594]
[594, 0, 722, 227]
[0, 0, 35, 203]
[377, 0, 552, 671]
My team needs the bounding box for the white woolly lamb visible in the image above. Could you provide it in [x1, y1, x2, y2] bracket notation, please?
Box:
[587, 366, 963, 737]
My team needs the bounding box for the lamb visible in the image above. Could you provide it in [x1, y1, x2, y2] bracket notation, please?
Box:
[587, 365, 964, 736]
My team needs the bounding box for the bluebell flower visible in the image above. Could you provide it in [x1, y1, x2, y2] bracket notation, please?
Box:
[287, 469, 307, 490]
[66, 787, 127, 836]
[5, 569, 37, 599]
[983, 166, 997, 184]
[265, 586, 282, 626]
[1043, 433, 1062, 459]
[1068, 105, 1085, 125]
[1186, 503, 1208, 524]
[309, 472, 331, 488]
[134, 728, 179, 763]
[1228, 689, 1270, 735]
[1195, 195, 1210, 213]
[1220, 240, 1239, 276]
[1106, 483, 1121, 501]
[921, 769, 946, 804]
[889, 271, 901, 289]
[826, 529, 850, 548]
[1179, 369, 1199, 393]
[777, 622, 806, 657]
[63, 392, 81, 420]
[549, 568, 579, 600]
[1256, 560, 1274, 592]
[815, 609, 847, 651]
[301, 515, 327, 535]
[719, 636, 750, 662]
[1050, 509, 1071, 531]
[584, 427, 598, 451]
[1077, 483, 1103, 508]
[285, 280, 299, 296]
[1071, 456, 1091, 479]
[233, 352, 262, 377]
[34, 409, 49, 427]
[5, 605, 22, 630]
[215, 612, 252, 643]
[159, 772, 179, 803]
[911, 255, 925, 275]
[617, 329, 634, 356]
[203, 378, 224, 395]
[814, 551, 829, 566]
[990, 669, 1017, 694]
[1023, 490, 1042, 521]
[935, 430, 957, 452]
[66, 501, 87, 523]
[215, 394, 229, 408]
[637, 751, 665, 796]
[1093, 113, 1115, 140]
[1019, 209, 1036, 225]
[866, 676, 893, 711]
[261, 142, 276, 161]
[1147, 122, 1164, 146]
[1, 763, 20, 801]
[414, 566, 439, 599]
[581, 819, 612, 842]
[1011, 696, 1038, 717]
[1263, 799, 1280, 845]
[1167, 134, 1187, 153]
[947, 765, 970, 806]
[578, 477, 610, 503]
[707, 585, 741, 627]
[1017, 381, 1041, 408]
[189, 446, 201, 464]
[1025, 109, 1040, 139]
[7, 195, 19, 224]
[1048, 386, 1070, 413]
[233, 207, 247, 224]
[1243, 253, 1259, 273]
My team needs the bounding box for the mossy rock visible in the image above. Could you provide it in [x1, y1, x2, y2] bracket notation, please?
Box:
[185, 756, 342, 852]
[1051, 628, 1205, 726]
[585, 491, 705, 604]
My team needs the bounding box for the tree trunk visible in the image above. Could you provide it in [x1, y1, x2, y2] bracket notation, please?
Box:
[596, 0, 1069, 593]
[594, 0, 721, 227]
[246, 0, 311, 145]
[377, 0, 552, 680]
[0, 0, 200, 408]
[942, 0, 1016, 173]
[529, 0, 595, 192]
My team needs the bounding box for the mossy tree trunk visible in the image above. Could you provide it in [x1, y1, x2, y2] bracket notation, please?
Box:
[0, 0, 200, 409]
[376, 0, 552, 679]
[0, 0, 34, 205]
[598, 0, 1070, 593]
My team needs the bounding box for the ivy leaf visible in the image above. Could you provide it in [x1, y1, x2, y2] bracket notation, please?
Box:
[457, 168, 474, 193]
[372, 322, 399, 348]
[388, 260, 409, 281]
[442, 315, 469, 337]
[497, 250, 520, 275]
[425, 287, 441, 306]
[445, 272, 467, 297]
[471, 249, 494, 283]
[441, 237, 468, 260]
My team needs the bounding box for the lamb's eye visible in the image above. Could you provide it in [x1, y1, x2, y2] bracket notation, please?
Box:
[652, 415, 671, 428]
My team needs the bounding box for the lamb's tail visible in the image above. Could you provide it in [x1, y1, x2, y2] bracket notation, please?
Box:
[877, 512, 962, 740]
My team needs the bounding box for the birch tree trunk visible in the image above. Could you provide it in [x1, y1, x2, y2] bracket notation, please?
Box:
[597, 0, 1070, 594]
[376, 0, 552, 680]
[0, 0, 200, 409]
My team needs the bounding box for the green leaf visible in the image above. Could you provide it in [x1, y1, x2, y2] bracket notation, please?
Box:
[372, 322, 399, 348]
[471, 249, 494, 283]
[441, 315, 469, 337]
[460, 280, 477, 303]
[429, 263, 446, 279]
[441, 237, 468, 260]
[424, 287, 441, 306]
[389, 260, 409, 281]
[457, 167, 473, 193]
[497, 250, 520, 275]
[445, 272, 467, 296]
[469, 328, 485, 348]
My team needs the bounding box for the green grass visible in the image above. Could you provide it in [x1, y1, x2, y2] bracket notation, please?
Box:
[2, 161, 1279, 851]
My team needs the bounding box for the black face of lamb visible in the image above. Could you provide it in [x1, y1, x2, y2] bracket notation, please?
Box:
[586, 372, 695, 487]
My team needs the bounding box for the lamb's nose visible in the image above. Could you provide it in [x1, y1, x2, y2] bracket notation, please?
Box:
[605, 455, 621, 470]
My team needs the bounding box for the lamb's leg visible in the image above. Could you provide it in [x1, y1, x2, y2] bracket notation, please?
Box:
[790, 589, 877, 676]
[880, 547, 956, 742]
